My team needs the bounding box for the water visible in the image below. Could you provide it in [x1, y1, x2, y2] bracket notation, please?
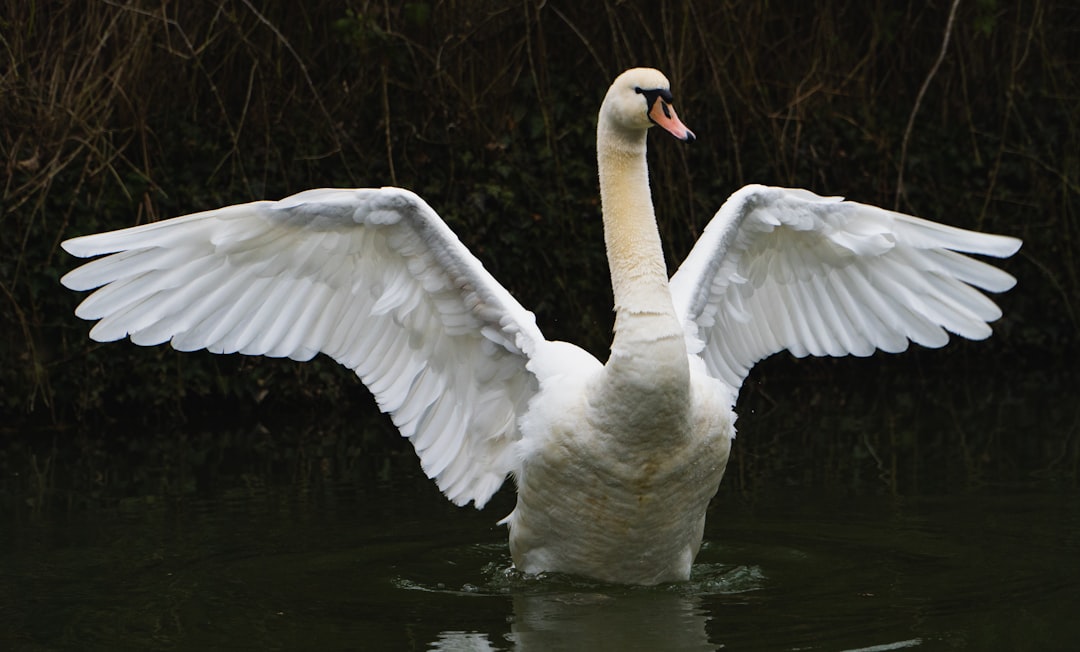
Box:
[4, 478, 1077, 651]
[3, 368, 1079, 650]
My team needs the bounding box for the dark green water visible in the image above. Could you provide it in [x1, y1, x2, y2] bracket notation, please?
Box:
[3, 368, 1079, 650]
[4, 479, 1078, 650]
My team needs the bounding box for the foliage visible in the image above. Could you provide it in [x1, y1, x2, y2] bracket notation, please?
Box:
[1, 0, 1077, 426]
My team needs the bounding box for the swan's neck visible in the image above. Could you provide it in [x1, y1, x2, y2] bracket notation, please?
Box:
[597, 123, 684, 350]
[595, 121, 688, 427]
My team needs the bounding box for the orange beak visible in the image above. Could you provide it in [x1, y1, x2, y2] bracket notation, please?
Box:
[649, 98, 696, 142]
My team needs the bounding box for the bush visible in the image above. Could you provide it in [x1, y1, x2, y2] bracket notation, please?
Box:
[2, 0, 1075, 424]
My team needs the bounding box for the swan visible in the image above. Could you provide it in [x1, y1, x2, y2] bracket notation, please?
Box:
[60, 68, 1021, 585]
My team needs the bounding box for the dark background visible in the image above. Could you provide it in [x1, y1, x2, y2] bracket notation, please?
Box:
[2, 1, 1076, 504]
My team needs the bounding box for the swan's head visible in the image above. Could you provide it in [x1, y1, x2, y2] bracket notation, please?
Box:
[600, 68, 695, 142]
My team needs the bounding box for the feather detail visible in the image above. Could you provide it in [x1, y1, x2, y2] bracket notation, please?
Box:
[62, 187, 548, 508]
[671, 185, 1021, 391]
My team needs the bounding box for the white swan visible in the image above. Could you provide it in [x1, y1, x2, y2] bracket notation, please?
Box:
[60, 68, 1021, 585]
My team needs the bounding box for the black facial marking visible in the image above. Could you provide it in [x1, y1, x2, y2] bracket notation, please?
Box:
[634, 87, 675, 124]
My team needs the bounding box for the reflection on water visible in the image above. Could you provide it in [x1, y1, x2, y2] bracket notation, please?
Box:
[509, 590, 711, 651]
[2, 370, 1079, 650]
[402, 558, 763, 651]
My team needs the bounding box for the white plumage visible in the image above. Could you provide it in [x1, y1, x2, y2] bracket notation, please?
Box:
[670, 184, 1021, 388]
[63, 189, 542, 508]
[61, 68, 1021, 584]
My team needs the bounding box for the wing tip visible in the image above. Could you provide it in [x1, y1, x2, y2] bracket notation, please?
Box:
[59, 268, 85, 291]
[60, 235, 101, 260]
[992, 235, 1023, 258]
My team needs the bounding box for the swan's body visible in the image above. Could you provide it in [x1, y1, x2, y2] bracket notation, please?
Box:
[61, 69, 1021, 585]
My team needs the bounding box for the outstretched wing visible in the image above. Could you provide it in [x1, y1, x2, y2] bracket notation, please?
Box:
[669, 184, 1022, 392]
[62, 187, 546, 508]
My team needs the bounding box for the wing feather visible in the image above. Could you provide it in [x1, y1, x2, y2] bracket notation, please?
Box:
[61, 187, 548, 508]
[671, 184, 1021, 392]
